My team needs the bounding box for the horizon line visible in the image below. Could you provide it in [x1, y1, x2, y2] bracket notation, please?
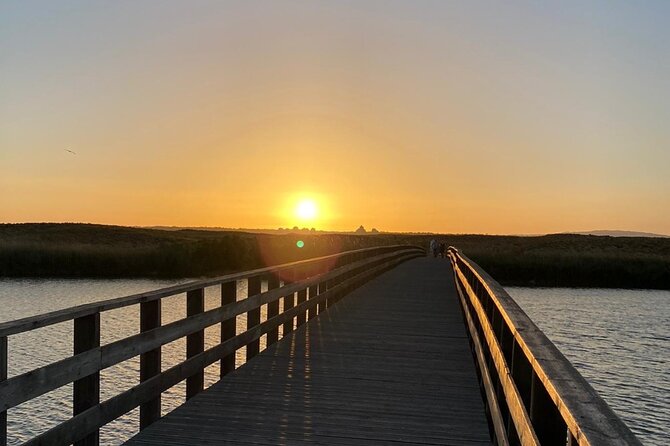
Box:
[2, 221, 669, 238]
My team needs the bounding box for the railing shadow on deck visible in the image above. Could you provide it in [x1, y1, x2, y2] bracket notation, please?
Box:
[0, 245, 424, 446]
[448, 247, 642, 446]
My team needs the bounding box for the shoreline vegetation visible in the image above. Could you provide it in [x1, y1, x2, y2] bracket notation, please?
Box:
[1, 223, 669, 290]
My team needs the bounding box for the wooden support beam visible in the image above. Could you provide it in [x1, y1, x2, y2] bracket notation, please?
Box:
[317, 281, 327, 313]
[295, 267, 307, 326]
[325, 279, 334, 308]
[186, 288, 204, 399]
[296, 288, 307, 327]
[246, 277, 261, 361]
[307, 285, 318, 320]
[266, 275, 280, 346]
[282, 274, 295, 335]
[140, 300, 161, 430]
[73, 313, 100, 446]
[220, 281, 237, 378]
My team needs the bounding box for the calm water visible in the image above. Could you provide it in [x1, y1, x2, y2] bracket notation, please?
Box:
[507, 287, 669, 446]
[1, 280, 667, 445]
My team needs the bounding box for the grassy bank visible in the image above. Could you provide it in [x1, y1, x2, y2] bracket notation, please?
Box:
[448, 234, 670, 290]
[1, 224, 669, 290]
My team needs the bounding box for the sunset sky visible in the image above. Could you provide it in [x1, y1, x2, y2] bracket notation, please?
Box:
[2, 1, 669, 234]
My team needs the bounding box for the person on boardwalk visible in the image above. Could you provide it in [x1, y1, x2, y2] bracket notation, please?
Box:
[429, 239, 438, 258]
[439, 242, 446, 258]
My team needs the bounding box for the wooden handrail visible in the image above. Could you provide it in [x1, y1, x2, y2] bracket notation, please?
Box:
[1, 245, 424, 446]
[0, 245, 411, 337]
[448, 247, 642, 446]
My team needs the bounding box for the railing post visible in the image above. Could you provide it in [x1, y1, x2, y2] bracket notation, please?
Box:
[246, 276, 262, 360]
[140, 300, 161, 429]
[1, 336, 6, 446]
[307, 284, 318, 320]
[296, 267, 307, 327]
[331, 274, 343, 305]
[186, 288, 204, 399]
[283, 271, 295, 336]
[220, 281, 237, 377]
[296, 287, 307, 326]
[73, 313, 100, 446]
[266, 275, 280, 346]
[317, 280, 327, 313]
[325, 277, 335, 308]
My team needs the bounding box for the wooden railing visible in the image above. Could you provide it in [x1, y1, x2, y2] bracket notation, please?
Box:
[0, 245, 424, 446]
[448, 247, 642, 446]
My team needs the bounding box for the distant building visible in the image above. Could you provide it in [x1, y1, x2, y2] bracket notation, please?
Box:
[370, 228, 379, 233]
[355, 225, 366, 234]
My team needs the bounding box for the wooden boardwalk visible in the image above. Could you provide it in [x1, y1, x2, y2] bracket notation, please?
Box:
[124, 257, 491, 445]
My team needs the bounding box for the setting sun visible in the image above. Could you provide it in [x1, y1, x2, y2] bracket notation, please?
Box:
[295, 199, 318, 222]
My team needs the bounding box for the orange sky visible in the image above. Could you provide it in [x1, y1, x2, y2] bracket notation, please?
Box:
[2, 2, 669, 234]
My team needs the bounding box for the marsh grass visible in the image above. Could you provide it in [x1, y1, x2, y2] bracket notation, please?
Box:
[1, 224, 669, 290]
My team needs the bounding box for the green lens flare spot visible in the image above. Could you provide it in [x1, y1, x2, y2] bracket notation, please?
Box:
[296, 240, 305, 248]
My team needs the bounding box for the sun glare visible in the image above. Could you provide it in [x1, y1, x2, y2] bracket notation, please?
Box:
[295, 199, 318, 221]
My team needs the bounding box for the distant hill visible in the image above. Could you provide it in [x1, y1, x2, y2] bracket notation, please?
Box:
[565, 230, 669, 238]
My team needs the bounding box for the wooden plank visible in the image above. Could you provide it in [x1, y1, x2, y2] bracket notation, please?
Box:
[186, 288, 204, 400]
[246, 277, 262, 360]
[140, 300, 161, 430]
[123, 257, 488, 446]
[0, 348, 100, 412]
[73, 313, 100, 446]
[220, 281, 237, 378]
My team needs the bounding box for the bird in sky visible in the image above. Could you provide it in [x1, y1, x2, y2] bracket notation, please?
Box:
[65, 149, 76, 155]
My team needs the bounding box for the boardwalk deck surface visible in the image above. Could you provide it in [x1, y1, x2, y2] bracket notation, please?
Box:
[124, 257, 491, 445]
